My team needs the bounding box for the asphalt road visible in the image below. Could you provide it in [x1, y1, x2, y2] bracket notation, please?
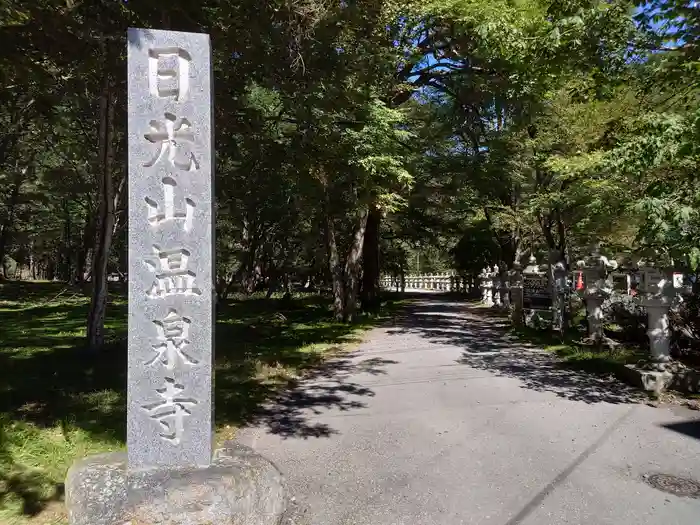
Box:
[237, 297, 700, 525]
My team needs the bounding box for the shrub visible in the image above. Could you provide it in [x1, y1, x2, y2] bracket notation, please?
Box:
[601, 293, 648, 345]
[670, 286, 700, 365]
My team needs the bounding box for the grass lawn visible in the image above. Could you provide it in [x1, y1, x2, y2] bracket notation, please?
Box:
[512, 325, 648, 378]
[0, 281, 402, 525]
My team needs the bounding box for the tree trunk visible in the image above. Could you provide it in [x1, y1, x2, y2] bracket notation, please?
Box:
[360, 206, 381, 313]
[238, 219, 260, 295]
[29, 241, 35, 280]
[555, 208, 567, 264]
[0, 166, 26, 279]
[62, 199, 73, 281]
[513, 242, 523, 267]
[77, 211, 95, 283]
[325, 212, 344, 321]
[87, 73, 116, 351]
[265, 269, 278, 299]
[343, 206, 369, 322]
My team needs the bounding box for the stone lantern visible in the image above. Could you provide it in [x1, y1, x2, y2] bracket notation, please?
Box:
[576, 245, 618, 344]
[499, 263, 510, 309]
[492, 264, 502, 307]
[509, 261, 523, 325]
[552, 260, 568, 332]
[523, 255, 539, 275]
[638, 264, 677, 369]
[479, 266, 494, 306]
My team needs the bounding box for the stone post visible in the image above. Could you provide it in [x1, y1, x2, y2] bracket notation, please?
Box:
[65, 29, 286, 525]
[124, 30, 216, 470]
[509, 262, 523, 325]
[576, 246, 617, 344]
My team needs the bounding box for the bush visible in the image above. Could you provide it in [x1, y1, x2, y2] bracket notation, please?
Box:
[670, 287, 700, 365]
[601, 293, 648, 345]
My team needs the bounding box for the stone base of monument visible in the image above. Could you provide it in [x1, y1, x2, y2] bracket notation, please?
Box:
[622, 363, 700, 395]
[623, 364, 674, 394]
[65, 442, 287, 525]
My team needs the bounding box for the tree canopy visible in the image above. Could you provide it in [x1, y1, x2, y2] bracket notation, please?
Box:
[0, 0, 698, 345]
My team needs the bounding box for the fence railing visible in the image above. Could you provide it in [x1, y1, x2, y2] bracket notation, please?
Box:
[380, 273, 478, 293]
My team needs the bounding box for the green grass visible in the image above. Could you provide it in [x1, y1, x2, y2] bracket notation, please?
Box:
[512, 325, 647, 377]
[0, 282, 403, 524]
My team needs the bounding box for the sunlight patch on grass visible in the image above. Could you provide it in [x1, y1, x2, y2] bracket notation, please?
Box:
[1, 417, 120, 525]
[513, 326, 645, 377]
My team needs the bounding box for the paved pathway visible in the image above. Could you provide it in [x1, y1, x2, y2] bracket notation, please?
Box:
[237, 296, 700, 525]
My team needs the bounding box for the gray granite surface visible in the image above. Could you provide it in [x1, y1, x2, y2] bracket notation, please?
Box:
[127, 28, 214, 469]
[65, 442, 288, 525]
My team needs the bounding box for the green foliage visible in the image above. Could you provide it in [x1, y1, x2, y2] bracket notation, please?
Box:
[5, 0, 700, 520]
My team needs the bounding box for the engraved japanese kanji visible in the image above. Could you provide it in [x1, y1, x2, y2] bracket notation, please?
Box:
[145, 176, 195, 231]
[141, 377, 198, 445]
[148, 47, 191, 101]
[145, 309, 198, 371]
[128, 28, 214, 468]
[144, 113, 199, 171]
[145, 245, 202, 298]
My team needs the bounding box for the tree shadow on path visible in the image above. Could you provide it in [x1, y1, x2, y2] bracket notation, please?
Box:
[386, 296, 646, 405]
[245, 354, 398, 439]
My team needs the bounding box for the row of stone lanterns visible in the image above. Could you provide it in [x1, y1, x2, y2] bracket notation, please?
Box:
[577, 249, 686, 370]
[477, 264, 513, 308]
[478, 247, 688, 371]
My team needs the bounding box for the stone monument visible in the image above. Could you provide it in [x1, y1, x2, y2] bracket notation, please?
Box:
[65, 28, 287, 525]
